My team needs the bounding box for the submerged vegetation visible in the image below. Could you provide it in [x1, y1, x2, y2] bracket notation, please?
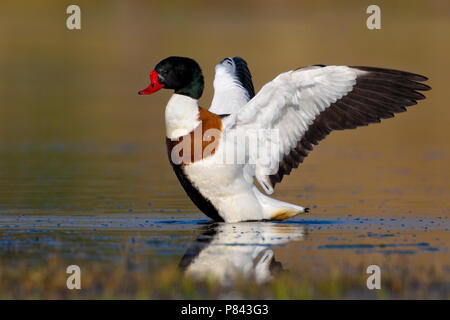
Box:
[0, 262, 447, 300]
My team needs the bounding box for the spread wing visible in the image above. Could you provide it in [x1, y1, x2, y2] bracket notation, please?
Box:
[209, 57, 255, 115]
[233, 65, 430, 194]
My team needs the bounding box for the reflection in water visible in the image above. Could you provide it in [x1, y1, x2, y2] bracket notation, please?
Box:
[179, 222, 304, 284]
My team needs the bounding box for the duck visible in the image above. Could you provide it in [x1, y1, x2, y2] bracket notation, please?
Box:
[139, 56, 430, 223]
[179, 222, 304, 284]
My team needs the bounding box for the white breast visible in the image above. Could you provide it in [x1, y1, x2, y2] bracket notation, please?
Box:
[165, 94, 200, 139]
[183, 134, 265, 222]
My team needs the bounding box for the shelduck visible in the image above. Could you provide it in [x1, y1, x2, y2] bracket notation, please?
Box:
[139, 56, 430, 223]
[179, 222, 304, 284]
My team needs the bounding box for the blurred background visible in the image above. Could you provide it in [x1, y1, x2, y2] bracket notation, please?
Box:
[0, 0, 449, 299]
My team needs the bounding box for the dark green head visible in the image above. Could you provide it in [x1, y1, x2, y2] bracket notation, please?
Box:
[139, 56, 204, 100]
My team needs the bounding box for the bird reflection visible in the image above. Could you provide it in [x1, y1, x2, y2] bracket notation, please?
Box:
[179, 222, 305, 284]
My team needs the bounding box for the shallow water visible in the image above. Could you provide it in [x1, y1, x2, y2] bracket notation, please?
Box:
[0, 142, 449, 298]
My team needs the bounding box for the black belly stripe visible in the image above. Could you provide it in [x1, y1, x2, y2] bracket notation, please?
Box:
[170, 163, 224, 222]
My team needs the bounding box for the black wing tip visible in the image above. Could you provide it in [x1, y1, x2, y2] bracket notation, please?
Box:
[231, 56, 256, 98]
[419, 83, 432, 91]
[304, 207, 310, 213]
[298, 65, 430, 85]
[231, 56, 247, 64]
[352, 66, 430, 83]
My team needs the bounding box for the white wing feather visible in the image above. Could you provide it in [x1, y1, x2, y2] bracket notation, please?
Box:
[210, 58, 253, 115]
[233, 66, 367, 194]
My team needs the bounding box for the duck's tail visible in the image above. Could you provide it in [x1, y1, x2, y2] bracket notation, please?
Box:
[253, 187, 309, 221]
